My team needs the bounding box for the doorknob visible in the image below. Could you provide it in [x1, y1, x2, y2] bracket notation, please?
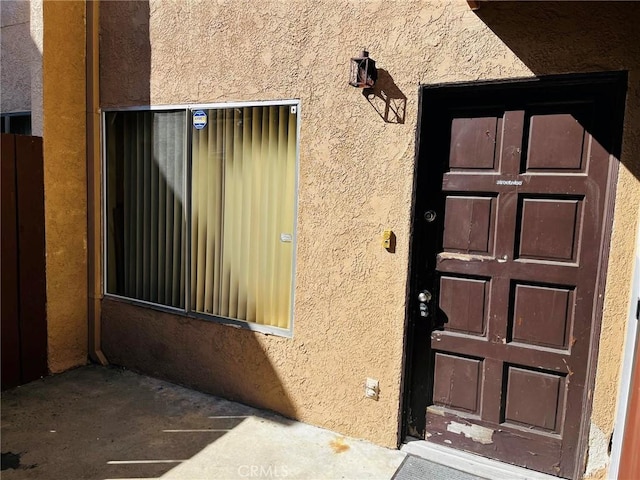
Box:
[418, 290, 432, 317]
[418, 290, 432, 303]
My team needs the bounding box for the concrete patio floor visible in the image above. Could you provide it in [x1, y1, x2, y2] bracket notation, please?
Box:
[1, 365, 405, 480]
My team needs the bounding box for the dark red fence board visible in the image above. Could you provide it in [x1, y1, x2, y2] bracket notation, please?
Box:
[15, 135, 48, 382]
[1, 134, 22, 389]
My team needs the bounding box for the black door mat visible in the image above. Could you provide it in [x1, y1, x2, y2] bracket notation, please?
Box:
[392, 454, 488, 480]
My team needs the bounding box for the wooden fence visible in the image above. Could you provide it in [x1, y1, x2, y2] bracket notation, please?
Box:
[1, 133, 47, 389]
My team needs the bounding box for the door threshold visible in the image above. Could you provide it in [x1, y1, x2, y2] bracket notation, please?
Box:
[401, 437, 561, 480]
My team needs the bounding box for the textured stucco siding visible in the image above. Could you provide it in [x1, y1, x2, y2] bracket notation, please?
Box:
[0, 0, 43, 135]
[1, 1, 32, 114]
[99, 2, 640, 475]
[42, 1, 88, 373]
[29, 0, 43, 136]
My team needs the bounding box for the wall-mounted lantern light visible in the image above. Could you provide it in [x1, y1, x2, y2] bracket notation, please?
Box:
[349, 50, 377, 88]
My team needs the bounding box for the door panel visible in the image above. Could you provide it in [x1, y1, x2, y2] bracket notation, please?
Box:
[438, 276, 488, 336]
[442, 196, 495, 254]
[406, 75, 625, 479]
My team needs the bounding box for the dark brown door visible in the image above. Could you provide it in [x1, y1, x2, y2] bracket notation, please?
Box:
[406, 74, 626, 479]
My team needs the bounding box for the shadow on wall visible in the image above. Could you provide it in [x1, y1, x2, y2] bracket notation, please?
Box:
[100, 0, 151, 106]
[363, 69, 407, 124]
[99, 0, 298, 427]
[101, 301, 299, 422]
[474, 1, 640, 179]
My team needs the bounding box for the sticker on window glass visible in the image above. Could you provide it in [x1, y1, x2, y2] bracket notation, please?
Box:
[193, 110, 207, 130]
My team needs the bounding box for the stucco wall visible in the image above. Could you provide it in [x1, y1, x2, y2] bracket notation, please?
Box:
[99, 1, 640, 474]
[0, 0, 44, 135]
[30, 0, 43, 136]
[43, 1, 88, 373]
[1, 1, 32, 113]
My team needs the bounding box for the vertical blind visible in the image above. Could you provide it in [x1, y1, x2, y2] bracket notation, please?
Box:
[105, 104, 297, 330]
[191, 106, 297, 328]
[106, 110, 186, 308]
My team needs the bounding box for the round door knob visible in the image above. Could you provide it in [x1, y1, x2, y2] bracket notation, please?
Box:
[418, 291, 431, 303]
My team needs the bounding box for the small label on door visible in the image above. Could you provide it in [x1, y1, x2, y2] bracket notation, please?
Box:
[496, 179, 523, 186]
[280, 233, 292, 243]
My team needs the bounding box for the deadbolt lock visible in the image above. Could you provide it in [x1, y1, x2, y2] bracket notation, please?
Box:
[424, 210, 437, 222]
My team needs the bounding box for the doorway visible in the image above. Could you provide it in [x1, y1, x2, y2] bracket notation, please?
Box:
[404, 73, 626, 479]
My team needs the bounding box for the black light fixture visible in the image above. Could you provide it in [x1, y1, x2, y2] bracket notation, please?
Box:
[349, 50, 377, 88]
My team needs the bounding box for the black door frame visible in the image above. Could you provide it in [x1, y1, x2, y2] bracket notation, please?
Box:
[401, 71, 627, 479]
